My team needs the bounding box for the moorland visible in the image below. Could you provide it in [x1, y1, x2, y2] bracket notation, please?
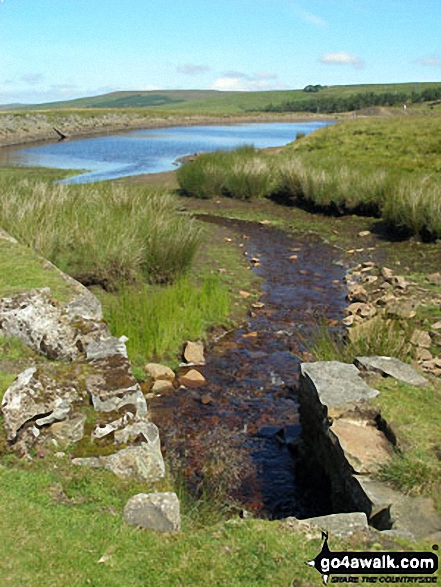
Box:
[0, 83, 440, 586]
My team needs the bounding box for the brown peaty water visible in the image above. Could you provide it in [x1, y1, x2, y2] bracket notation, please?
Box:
[149, 216, 347, 519]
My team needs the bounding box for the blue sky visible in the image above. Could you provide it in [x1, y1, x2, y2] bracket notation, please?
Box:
[0, 0, 440, 104]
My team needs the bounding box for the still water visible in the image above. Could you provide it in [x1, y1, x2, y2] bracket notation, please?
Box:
[5, 121, 331, 184]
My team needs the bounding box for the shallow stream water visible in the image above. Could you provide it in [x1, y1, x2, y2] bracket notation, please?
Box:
[150, 216, 348, 519]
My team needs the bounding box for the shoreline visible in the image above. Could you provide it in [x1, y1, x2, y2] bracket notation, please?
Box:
[0, 111, 336, 151]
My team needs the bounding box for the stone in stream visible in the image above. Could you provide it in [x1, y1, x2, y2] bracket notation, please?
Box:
[124, 492, 180, 532]
[179, 369, 206, 388]
[183, 340, 205, 365]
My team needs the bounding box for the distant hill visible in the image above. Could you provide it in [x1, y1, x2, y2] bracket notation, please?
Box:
[2, 83, 441, 115]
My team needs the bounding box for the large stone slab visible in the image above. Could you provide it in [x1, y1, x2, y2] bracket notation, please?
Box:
[355, 356, 428, 387]
[124, 492, 180, 532]
[0, 288, 108, 361]
[330, 419, 392, 473]
[356, 476, 441, 540]
[300, 361, 379, 412]
[86, 337, 147, 417]
[72, 427, 165, 482]
[299, 512, 369, 538]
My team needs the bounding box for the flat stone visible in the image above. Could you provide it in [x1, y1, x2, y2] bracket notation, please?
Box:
[356, 476, 441, 539]
[86, 336, 128, 360]
[347, 285, 368, 303]
[355, 356, 428, 386]
[381, 267, 394, 280]
[300, 362, 379, 411]
[145, 363, 175, 382]
[431, 321, 441, 330]
[0, 288, 108, 361]
[390, 275, 408, 290]
[358, 231, 371, 238]
[331, 419, 392, 473]
[72, 438, 165, 482]
[415, 347, 433, 362]
[386, 299, 419, 319]
[86, 354, 147, 417]
[183, 340, 205, 365]
[300, 512, 369, 538]
[49, 413, 87, 446]
[179, 369, 206, 389]
[410, 329, 432, 349]
[124, 492, 180, 532]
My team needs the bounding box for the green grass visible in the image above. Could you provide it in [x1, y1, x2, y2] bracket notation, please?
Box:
[177, 146, 277, 200]
[101, 275, 230, 367]
[373, 377, 441, 509]
[177, 114, 441, 239]
[0, 239, 73, 302]
[308, 318, 413, 364]
[8, 82, 441, 114]
[1, 454, 424, 587]
[0, 178, 202, 287]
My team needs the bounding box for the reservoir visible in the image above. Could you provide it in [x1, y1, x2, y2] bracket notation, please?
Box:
[2, 121, 331, 184]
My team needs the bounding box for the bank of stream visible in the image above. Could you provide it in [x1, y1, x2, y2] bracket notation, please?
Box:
[149, 216, 348, 519]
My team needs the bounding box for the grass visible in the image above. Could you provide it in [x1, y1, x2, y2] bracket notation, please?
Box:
[9, 82, 441, 114]
[373, 377, 441, 509]
[177, 114, 441, 239]
[308, 317, 413, 364]
[1, 453, 429, 587]
[100, 275, 231, 367]
[0, 239, 73, 302]
[0, 177, 202, 287]
[177, 145, 277, 201]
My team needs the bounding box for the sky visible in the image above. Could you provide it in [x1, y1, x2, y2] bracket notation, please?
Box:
[0, 0, 440, 104]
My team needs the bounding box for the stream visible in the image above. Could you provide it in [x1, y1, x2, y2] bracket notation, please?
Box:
[149, 216, 348, 519]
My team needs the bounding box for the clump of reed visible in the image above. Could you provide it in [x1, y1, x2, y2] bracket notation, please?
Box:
[102, 275, 230, 363]
[177, 145, 276, 200]
[0, 179, 202, 286]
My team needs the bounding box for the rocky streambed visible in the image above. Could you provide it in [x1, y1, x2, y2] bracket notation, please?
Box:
[149, 216, 348, 519]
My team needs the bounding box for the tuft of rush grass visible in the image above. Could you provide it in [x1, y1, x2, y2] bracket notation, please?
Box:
[177, 114, 441, 239]
[177, 145, 277, 201]
[100, 275, 230, 367]
[0, 178, 202, 287]
[308, 317, 412, 364]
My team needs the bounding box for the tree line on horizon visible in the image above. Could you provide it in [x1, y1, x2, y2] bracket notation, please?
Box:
[261, 85, 441, 114]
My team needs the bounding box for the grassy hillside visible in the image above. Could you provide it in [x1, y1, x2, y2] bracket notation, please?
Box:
[7, 82, 441, 115]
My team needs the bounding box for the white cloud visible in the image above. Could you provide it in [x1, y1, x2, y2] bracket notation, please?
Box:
[295, 8, 328, 27]
[415, 56, 441, 67]
[319, 52, 364, 69]
[177, 63, 211, 75]
[210, 71, 281, 91]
